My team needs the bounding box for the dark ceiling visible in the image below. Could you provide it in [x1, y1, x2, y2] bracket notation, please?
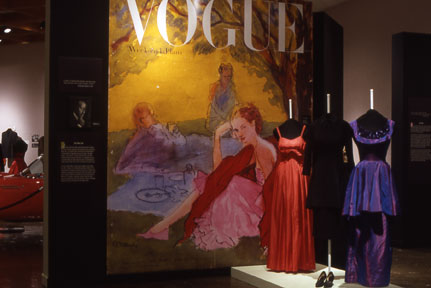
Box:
[0, 0, 45, 45]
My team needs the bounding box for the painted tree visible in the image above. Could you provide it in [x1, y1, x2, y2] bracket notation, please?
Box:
[110, 0, 312, 119]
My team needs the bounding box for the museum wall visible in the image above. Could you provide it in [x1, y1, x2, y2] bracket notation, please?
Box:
[326, 0, 431, 163]
[0, 42, 45, 165]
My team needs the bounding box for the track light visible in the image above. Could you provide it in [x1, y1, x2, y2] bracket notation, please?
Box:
[4, 28, 12, 34]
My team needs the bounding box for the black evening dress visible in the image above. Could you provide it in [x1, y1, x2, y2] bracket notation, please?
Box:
[303, 113, 354, 239]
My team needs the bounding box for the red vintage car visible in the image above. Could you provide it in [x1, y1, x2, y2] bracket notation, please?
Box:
[0, 155, 43, 221]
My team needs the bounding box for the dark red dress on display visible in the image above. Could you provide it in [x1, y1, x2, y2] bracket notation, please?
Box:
[8, 152, 27, 174]
[265, 125, 315, 272]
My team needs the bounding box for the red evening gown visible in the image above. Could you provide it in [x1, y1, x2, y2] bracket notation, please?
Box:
[266, 126, 315, 272]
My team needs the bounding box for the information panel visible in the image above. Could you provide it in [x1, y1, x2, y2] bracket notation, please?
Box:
[60, 140, 96, 183]
[409, 98, 431, 162]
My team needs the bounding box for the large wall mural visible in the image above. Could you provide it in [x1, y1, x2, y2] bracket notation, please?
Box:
[107, 0, 312, 274]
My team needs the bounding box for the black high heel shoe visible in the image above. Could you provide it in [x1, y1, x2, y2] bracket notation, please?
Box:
[315, 271, 326, 287]
[324, 271, 334, 288]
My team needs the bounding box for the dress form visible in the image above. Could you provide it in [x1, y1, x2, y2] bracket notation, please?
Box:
[264, 118, 315, 272]
[260, 99, 315, 272]
[356, 109, 387, 131]
[307, 94, 354, 287]
[343, 106, 399, 286]
[273, 119, 302, 140]
[274, 98, 302, 140]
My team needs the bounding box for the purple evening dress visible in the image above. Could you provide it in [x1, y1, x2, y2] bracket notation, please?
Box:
[343, 119, 400, 287]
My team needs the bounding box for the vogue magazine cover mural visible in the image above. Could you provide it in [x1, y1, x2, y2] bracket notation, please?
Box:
[108, 0, 312, 274]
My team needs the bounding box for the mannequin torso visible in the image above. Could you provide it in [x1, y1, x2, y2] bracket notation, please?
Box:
[273, 119, 302, 140]
[356, 109, 387, 132]
[354, 109, 392, 162]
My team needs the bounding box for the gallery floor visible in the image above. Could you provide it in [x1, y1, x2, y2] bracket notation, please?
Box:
[0, 222, 430, 288]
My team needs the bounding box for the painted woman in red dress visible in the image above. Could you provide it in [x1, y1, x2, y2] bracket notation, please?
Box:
[140, 103, 277, 250]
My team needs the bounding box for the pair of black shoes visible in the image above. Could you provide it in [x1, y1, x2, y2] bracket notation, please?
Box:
[315, 271, 334, 287]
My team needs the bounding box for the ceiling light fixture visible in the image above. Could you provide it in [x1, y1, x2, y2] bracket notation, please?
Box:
[4, 28, 12, 33]
[0, 39, 2, 43]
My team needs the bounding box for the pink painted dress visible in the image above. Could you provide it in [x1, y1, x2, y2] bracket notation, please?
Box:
[191, 164, 265, 250]
[139, 145, 265, 249]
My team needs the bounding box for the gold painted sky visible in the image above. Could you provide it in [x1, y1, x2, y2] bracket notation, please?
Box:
[109, 44, 286, 132]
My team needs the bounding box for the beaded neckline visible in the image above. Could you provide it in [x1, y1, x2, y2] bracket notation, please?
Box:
[350, 119, 394, 144]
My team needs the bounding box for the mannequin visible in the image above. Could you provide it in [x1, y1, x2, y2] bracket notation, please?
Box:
[261, 102, 315, 272]
[1, 128, 18, 168]
[356, 109, 388, 131]
[273, 118, 302, 140]
[303, 94, 354, 288]
[274, 98, 303, 140]
[8, 137, 28, 175]
[353, 109, 391, 162]
[343, 107, 399, 287]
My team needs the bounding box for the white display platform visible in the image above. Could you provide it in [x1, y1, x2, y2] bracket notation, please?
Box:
[231, 264, 403, 288]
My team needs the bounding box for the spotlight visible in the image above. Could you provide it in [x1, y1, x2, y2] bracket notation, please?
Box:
[0, 39, 2, 43]
[4, 28, 12, 33]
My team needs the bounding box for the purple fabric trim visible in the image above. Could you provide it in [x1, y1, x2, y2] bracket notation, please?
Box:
[350, 120, 394, 144]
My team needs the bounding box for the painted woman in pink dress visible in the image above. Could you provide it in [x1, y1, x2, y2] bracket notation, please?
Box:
[140, 103, 277, 250]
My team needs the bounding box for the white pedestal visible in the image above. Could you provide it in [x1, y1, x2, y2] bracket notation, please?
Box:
[231, 264, 403, 288]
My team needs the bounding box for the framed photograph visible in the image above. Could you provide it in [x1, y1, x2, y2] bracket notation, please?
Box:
[69, 96, 92, 129]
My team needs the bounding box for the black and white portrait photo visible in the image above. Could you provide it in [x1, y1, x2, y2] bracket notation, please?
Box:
[69, 97, 92, 128]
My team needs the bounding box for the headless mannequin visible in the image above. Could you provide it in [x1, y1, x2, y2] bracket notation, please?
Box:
[356, 109, 387, 131]
[343, 108, 397, 287]
[355, 109, 391, 164]
[273, 118, 302, 140]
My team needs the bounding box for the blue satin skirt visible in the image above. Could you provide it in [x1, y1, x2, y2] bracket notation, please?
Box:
[345, 212, 392, 287]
